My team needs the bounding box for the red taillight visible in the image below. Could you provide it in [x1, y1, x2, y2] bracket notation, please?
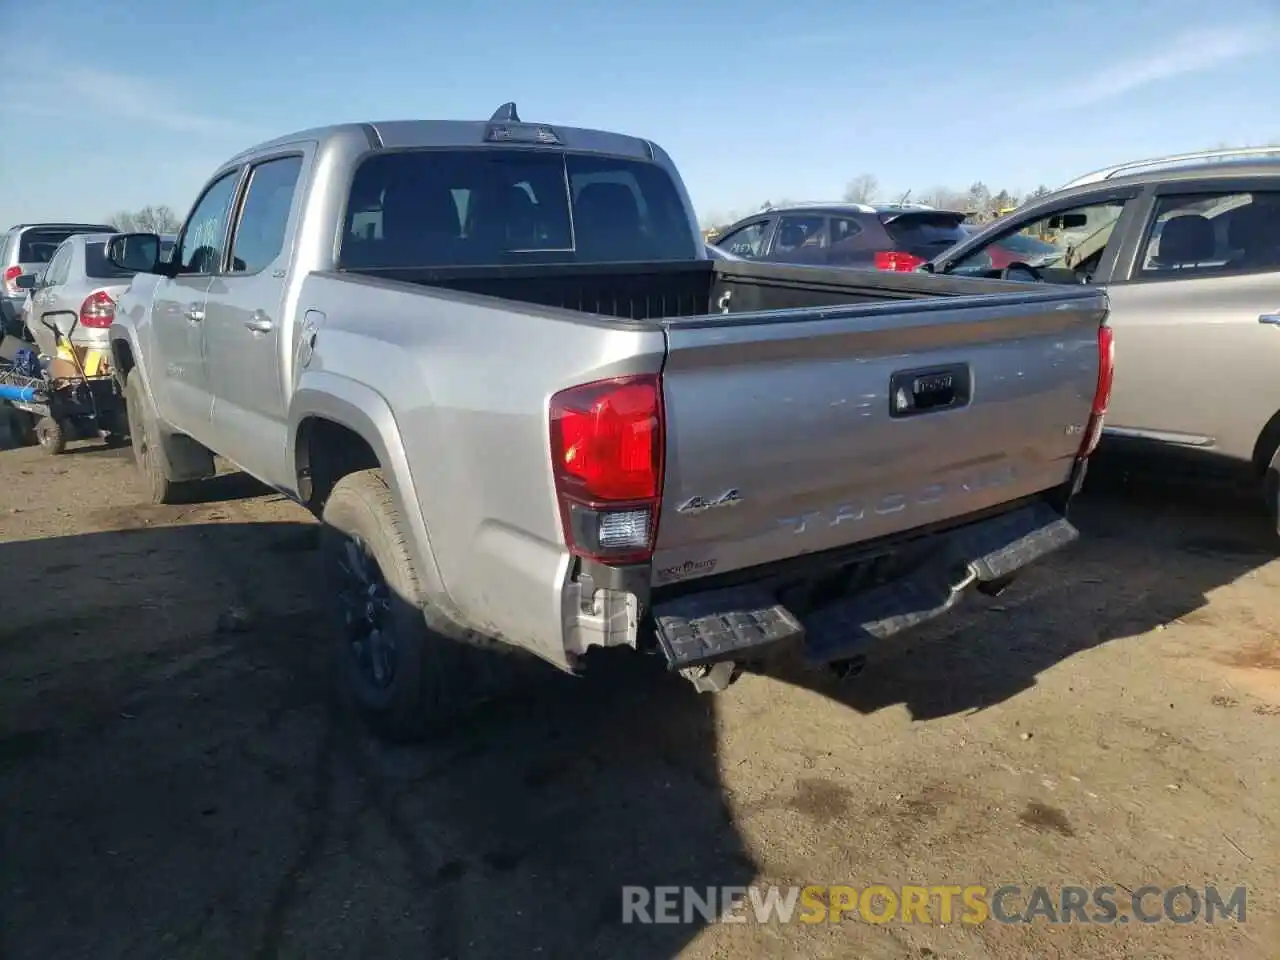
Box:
[1078, 324, 1115, 458]
[874, 250, 926, 272]
[2, 265, 22, 296]
[549, 374, 664, 564]
[79, 291, 116, 329]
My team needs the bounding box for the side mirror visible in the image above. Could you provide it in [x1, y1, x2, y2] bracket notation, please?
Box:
[14, 274, 36, 290]
[106, 232, 164, 274]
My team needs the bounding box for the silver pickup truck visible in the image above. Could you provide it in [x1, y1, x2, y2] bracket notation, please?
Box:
[105, 104, 1113, 740]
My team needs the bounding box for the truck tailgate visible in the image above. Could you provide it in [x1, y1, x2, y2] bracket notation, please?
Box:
[652, 287, 1107, 582]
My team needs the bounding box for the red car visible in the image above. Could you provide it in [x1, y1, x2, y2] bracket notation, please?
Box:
[960, 224, 1059, 269]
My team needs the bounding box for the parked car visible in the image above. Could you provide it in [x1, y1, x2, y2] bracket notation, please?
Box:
[105, 103, 1112, 741]
[957, 223, 1059, 270]
[709, 202, 971, 272]
[1, 222, 118, 337]
[16, 233, 152, 373]
[925, 146, 1280, 524]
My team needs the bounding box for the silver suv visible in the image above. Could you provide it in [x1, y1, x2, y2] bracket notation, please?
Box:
[927, 147, 1280, 521]
[1, 222, 118, 337]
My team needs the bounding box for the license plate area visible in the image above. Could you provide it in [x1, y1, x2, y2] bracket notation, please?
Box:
[889, 363, 971, 418]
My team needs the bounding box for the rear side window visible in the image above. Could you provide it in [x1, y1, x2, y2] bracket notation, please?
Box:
[18, 229, 79, 264]
[1137, 191, 1280, 278]
[230, 156, 303, 274]
[880, 213, 969, 250]
[339, 148, 697, 268]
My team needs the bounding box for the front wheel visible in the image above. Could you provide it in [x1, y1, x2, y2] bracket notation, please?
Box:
[321, 469, 486, 742]
[125, 373, 186, 504]
[34, 416, 68, 455]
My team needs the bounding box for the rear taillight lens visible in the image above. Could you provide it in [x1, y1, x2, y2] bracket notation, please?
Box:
[79, 291, 116, 329]
[549, 374, 664, 564]
[874, 250, 926, 272]
[1078, 324, 1115, 458]
[2, 265, 22, 296]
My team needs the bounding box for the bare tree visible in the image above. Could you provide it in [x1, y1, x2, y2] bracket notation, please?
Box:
[843, 173, 879, 204]
[108, 205, 182, 234]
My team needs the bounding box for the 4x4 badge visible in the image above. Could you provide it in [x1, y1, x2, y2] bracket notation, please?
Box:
[677, 489, 743, 515]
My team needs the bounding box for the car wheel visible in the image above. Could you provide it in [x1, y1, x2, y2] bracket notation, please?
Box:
[321, 468, 488, 742]
[125, 373, 187, 504]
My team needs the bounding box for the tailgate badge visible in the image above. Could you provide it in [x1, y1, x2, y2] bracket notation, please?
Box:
[677, 489, 743, 515]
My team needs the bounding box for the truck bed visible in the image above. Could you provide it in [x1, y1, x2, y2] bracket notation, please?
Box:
[313, 258, 1107, 668]
[339, 258, 1078, 323]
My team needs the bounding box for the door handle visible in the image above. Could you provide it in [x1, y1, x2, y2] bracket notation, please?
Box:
[1260, 313, 1280, 325]
[186, 304, 204, 322]
[244, 312, 273, 334]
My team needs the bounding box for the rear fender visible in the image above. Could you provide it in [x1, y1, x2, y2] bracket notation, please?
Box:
[288, 371, 452, 613]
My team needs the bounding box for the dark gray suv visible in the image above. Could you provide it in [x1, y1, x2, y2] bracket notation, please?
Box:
[708, 202, 971, 273]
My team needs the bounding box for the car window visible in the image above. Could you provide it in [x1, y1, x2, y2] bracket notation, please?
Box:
[340, 149, 696, 268]
[1135, 192, 1280, 279]
[18, 230, 79, 265]
[44, 244, 72, 285]
[772, 215, 827, 254]
[715, 221, 770, 258]
[175, 171, 241, 276]
[830, 217, 862, 245]
[948, 199, 1127, 277]
[229, 156, 304, 274]
[880, 213, 969, 251]
[84, 241, 140, 280]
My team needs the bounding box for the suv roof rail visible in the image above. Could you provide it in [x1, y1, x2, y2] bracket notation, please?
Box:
[1061, 146, 1280, 188]
[771, 200, 876, 213]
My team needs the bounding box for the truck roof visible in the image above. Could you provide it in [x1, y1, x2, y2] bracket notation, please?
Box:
[226, 102, 660, 167]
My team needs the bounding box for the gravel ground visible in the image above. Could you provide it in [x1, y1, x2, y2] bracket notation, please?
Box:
[1, 427, 1277, 960]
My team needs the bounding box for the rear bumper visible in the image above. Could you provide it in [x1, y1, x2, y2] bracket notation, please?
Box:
[647, 497, 1078, 672]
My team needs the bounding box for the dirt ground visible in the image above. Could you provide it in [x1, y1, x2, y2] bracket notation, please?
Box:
[1, 427, 1278, 960]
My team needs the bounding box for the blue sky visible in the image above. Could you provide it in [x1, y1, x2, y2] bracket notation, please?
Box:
[2, 0, 1277, 229]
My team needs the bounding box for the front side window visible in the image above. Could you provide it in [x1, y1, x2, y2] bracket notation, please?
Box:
[1135, 192, 1280, 278]
[339, 148, 697, 268]
[230, 156, 304, 274]
[948, 199, 1128, 278]
[715, 221, 770, 258]
[176, 171, 241, 276]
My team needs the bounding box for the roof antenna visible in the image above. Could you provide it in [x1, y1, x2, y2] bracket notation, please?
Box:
[489, 102, 520, 123]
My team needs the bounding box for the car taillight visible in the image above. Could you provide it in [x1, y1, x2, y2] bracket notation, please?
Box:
[2, 265, 22, 296]
[79, 291, 116, 329]
[874, 250, 926, 272]
[1078, 324, 1115, 458]
[549, 374, 664, 564]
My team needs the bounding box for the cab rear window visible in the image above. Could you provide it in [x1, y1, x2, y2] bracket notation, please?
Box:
[339, 148, 697, 268]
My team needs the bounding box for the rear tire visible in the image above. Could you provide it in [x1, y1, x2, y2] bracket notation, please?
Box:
[125, 372, 187, 504]
[321, 468, 484, 742]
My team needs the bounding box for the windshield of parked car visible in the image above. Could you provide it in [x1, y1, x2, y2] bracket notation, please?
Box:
[339, 149, 698, 268]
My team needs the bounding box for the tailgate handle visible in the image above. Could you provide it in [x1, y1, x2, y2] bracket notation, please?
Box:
[889, 364, 971, 418]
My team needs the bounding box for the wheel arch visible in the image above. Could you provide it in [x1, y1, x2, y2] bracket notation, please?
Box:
[289, 373, 452, 612]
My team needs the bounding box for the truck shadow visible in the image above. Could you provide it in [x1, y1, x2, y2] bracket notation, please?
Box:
[764, 466, 1276, 720]
[1, 469, 1270, 958]
[0, 519, 748, 959]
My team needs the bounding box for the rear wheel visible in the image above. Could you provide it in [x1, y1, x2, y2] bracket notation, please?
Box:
[321, 469, 486, 742]
[125, 373, 186, 504]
